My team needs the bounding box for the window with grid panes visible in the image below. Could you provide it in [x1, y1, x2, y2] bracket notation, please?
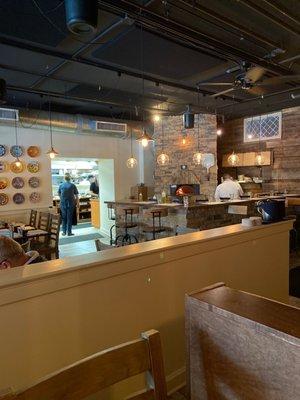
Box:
[244, 112, 282, 142]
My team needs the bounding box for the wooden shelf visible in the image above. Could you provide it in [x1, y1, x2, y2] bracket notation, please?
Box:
[222, 150, 272, 167]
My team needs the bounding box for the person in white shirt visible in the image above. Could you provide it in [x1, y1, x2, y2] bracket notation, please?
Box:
[215, 174, 243, 201]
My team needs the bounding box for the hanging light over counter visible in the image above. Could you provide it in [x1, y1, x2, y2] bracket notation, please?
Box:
[126, 117, 138, 168]
[228, 151, 239, 166]
[157, 118, 169, 166]
[193, 94, 202, 165]
[137, 128, 154, 148]
[46, 98, 59, 159]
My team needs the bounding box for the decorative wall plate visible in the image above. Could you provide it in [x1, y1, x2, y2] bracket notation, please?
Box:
[10, 161, 24, 173]
[27, 161, 40, 173]
[0, 178, 8, 190]
[28, 176, 40, 188]
[27, 146, 40, 158]
[0, 193, 8, 206]
[0, 161, 7, 172]
[10, 145, 23, 158]
[13, 193, 25, 205]
[0, 145, 6, 157]
[29, 192, 41, 203]
[12, 177, 24, 189]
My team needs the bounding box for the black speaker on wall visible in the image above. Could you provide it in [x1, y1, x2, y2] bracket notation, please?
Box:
[65, 0, 98, 35]
[183, 105, 194, 129]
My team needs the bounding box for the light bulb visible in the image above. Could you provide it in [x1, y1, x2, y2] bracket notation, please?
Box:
[49, 151, 56, 159]
[153, 114, 160, 122]
[182, 137, 186, 145]
[217, 128, 222, 136]
[247, 134, 253, 139]
[157, 153, 170, 166]
[255, 153, 264, 166]
[126, 156, 137, 168]
[15, 159, 21, 168]
[193, 152, 202, 165]
[141, 138, 149, 147]
[228, 151, 239, 166]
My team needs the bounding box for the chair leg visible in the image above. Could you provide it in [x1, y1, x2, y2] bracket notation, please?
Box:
[110, 224, 115, 246]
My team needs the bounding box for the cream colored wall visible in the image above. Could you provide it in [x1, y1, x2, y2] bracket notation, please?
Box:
[0, 221, 292, 398]
[0, 125, 144, 225]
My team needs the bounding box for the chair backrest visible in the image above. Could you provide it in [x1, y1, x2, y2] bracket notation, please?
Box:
[94, 239, 114, 252]
[37, 212, 50, 231]
[28, 209, 37, 228]
[48, 214, 61, 250]
[1, 330, 167, 400]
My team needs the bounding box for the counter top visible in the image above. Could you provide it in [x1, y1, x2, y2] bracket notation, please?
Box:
[105, 194, 300, 209]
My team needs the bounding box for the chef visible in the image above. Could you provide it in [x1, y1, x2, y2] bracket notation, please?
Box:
[215, 174, 243, 200]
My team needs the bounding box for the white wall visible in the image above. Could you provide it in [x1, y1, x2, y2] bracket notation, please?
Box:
[0, 124, 145, 226]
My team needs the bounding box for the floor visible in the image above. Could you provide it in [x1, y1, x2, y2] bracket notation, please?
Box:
[59, 222, 105, 258]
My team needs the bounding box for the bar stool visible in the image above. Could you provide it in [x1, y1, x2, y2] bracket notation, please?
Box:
[142, 207, 171, 240]
[115, 206, 139, 246]
[107, 202, 116, 245]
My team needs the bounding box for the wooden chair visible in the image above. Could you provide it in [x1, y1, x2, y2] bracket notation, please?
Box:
[31, 214, 61, 260]
[28, 209, 37, 228]
[94, 238, 114, 252]
[0, 330, 168, 400]
[37, 212, 51, 231]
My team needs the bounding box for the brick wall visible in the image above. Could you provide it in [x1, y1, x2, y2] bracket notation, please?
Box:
[218, 106, 300, 193]
[154, 114, 218, 198]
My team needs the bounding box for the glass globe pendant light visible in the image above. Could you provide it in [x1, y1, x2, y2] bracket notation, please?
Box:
[137, 128, 154, 148]
[193, 113, 202, 165]
[228, 151, 239, 166]
[126, 122, 138, 169]
[46, 98, 59, 159]
[157, 117, 169, 166]
[13, 117, 22, 168]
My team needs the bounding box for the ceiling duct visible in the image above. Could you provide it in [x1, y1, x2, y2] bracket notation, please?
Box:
[0, 107, 18, 122]
[0, 108, 142, 139]
[65, 0, 98, 35]
[96, 121, 127, 134]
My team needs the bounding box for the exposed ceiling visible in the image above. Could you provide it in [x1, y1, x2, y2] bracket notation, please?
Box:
[0, 0, 300, 120]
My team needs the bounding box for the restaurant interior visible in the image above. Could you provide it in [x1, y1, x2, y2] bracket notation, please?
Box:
[0, 1, 299, 399]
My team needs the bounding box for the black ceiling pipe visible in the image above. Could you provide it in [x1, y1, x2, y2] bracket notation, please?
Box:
[65, 0, 98, 35]
[0, 79, 7, 104]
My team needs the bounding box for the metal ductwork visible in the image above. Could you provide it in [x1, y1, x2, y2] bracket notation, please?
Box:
[0, 108, 146, 139]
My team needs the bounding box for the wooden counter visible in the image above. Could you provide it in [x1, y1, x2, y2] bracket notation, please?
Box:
[90, 198, 100, 228]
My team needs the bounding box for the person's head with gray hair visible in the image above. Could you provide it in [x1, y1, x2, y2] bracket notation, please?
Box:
[0, 237, 28, 269]
[223, 173, 233, 181]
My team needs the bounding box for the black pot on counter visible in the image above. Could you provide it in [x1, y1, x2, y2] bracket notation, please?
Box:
[256, 199, 285, 223]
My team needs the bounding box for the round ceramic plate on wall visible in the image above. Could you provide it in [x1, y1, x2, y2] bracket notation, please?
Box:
[0, 193, 9, 206]
[10, 145, 23, 158]
[28, 176, 40, 188]
[27, 161, 40, 173]
[27, 146, 40, 158]
[0, 145, 6, 157]
[13, 193, 25, 205]
[10, 161, 24, 173]
[29, 192, 41, 203]
[12, 177, 25, 189]
[0, 161, 7, 173]
[0, 178, 8, 190]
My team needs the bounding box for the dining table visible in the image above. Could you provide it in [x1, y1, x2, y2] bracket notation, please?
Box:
[0, 226, 50, 243]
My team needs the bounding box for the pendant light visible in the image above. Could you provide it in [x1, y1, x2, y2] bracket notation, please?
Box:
[157, 117, 169, 166]
[255, 115, 264, 166]
[138, 128, 154, 148]
[136, 23, 154, 148]
[13, 116, 22, 168]
[46, 98, 59, 159]
[228, 151, 239, 166]
[126, 111, 137, 168]
[193, 91, 202, 164]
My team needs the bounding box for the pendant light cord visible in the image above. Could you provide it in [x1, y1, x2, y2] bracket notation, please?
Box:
[49, 97, 53, 148]
[14, 116, 18, 147]
[130, 108, 133, 157]
[197, 89, 200, 150]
